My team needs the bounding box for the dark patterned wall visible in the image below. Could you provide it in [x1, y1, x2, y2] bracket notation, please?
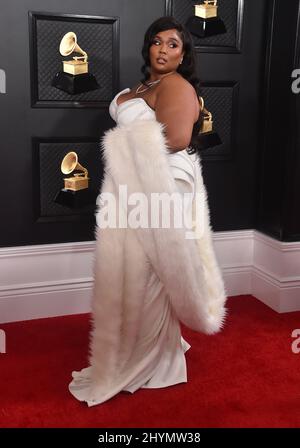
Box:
[0, 0, 269, 247]
[256, 0, 300, 241]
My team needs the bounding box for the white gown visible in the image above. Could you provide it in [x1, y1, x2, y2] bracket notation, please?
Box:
[69, 88, 201, 405]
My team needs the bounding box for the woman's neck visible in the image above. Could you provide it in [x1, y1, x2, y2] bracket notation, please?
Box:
[148, 70, 175, 83]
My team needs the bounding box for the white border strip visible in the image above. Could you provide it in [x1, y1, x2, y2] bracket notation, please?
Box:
[0, 230, 299, 323]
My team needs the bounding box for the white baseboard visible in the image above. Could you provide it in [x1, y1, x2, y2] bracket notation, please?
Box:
[0, 230, 299, 323]
[252, 231, 300, 313]
[0, 242, 95, 323]
[213, 230, 254, 297]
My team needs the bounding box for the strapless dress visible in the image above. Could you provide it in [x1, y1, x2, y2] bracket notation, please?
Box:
[68, 88, 201, 406]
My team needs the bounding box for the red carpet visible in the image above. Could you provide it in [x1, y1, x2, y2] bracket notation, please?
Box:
[1, 295, 300, 428]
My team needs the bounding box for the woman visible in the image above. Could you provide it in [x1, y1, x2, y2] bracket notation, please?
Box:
[68, 16, 227, 407]
[113, 17, 201, 153]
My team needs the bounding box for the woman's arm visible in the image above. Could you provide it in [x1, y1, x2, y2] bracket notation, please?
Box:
[155, 75, 198, 152]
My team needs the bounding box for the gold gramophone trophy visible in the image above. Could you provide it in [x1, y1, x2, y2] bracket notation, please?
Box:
[54, 151, 97, 208]
[52, 31, 100, 94]
[186, 1, 226, 38]
[61, 151, 89, 191]
[197, 96, 222, 149]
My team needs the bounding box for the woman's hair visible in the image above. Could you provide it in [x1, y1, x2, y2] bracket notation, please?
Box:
[140, 16, 204, 154]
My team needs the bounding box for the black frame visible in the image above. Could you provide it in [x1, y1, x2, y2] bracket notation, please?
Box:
[28, 11, 120, 108]
[165, 0, 244, 54]
[200, 81, 240, 162]
[32, 136, 102, 223]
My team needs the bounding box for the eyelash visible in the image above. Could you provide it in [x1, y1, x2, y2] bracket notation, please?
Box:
[152, 39, 178, 48]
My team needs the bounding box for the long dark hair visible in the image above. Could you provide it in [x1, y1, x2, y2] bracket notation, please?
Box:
[140, 16, 203, 155]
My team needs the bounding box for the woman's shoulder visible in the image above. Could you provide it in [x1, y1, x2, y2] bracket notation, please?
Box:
[160, 72, 193, 88]
[158, 72, 195, 97]
[156, 73, 200, 120]
[157, 73, 197, 103]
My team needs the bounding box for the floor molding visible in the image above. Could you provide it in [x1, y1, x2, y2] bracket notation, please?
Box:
[252, 231, 300, 313]
[0, 230, 299, 323]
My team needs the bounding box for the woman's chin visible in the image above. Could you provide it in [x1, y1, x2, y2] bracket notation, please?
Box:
[152, 65, 172, 75]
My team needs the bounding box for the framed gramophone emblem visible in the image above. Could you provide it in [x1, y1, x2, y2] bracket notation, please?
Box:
[197, 81, 239, 160]
[186, 1, 227, 39]
[52, 31, 100, 94]
[32, 137, 103, 221]
[197, 96, 222, 150]
[54, 151, 97, 208]
[29, 11, 119, 108]
[165, 0, 244, 53]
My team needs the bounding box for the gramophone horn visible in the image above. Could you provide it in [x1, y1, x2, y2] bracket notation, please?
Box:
[59, 31, 87, 59]
[61, 151, 87, 175]
[61, 151, 78, 174]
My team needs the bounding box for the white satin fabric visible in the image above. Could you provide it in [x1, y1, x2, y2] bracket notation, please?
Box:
[69, 88, 200, 405]
[109, 88, 197, 222]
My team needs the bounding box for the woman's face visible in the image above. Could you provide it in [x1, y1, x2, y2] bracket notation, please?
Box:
[149, 28, 184, 74]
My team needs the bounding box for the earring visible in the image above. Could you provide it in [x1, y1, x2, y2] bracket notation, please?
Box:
[180, 57, 183, 64]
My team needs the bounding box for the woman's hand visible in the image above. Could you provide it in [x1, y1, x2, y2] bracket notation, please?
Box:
[155, 74, 199, 152]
